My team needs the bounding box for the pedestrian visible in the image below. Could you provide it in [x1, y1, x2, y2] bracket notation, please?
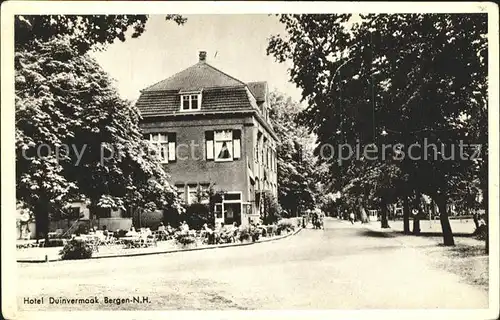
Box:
[318, 211, 325, 229]
[181, 221, 189, 232]
[349, 212, 355, 224]
[202, 223, 215, 244]
[126, 226, 138, 237]
[102, 225, 109, 237]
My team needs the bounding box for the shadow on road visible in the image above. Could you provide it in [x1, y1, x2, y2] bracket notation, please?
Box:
[388, 230, 475, 238]
[415, 232, 475, 238]
[360, 230, 396, 238]
[359, 227, 474, 239]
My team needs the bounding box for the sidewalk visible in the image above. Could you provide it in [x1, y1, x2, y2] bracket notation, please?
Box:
[17, 227, 303, 263]
[360, 220, 489, 292]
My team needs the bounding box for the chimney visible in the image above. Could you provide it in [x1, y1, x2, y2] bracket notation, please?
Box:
[199, 51, 207, 62]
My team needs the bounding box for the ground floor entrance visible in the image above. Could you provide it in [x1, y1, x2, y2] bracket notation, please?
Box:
[214, 191, 246, 226]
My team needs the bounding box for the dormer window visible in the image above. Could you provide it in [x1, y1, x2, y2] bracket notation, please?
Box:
[180, 92, 202, 111]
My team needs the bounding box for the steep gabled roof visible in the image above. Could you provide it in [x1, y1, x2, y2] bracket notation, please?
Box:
[135, 54, 277, 139]
[136, 86, 253, 117]
[142, 61, 246, 92]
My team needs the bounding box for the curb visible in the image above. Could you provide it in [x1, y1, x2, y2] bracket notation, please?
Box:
[17, 227, 303, 263]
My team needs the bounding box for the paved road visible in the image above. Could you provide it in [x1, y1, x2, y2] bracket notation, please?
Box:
[17, 218, 488, 310]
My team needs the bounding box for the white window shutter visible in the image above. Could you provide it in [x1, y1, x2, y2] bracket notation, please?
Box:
[197, 93, 202, 109]
[162, 144, 169, 163]
[206, 140, 214, 160]
[233, 139, 241, 159]
[168, 141, 176, 161]
[157, 144, 163, 162]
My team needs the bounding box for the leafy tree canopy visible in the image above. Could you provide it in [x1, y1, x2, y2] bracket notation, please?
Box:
[269, 91, 322, 216]
[268, 14, 488, 245]
[15, 14, 186, 241]
[15, 15, 186, 54]
[15, 37, 184, 242]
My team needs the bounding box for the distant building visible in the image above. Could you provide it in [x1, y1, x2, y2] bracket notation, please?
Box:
[136, 51, 278, 226]
[16, 200, 134, 240]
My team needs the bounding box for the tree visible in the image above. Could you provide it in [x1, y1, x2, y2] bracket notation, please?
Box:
[15, 15, 186, 54]
[269, 91, 320, 217]
[15, 14, 186, 243]
[268, 14, 487, 246]
[260, 190, 282, 225]
[179, 185, 211, 229]
[318, 191, 340, 217]
[182, 203, 210, 230]
[15, 37, 181, 242]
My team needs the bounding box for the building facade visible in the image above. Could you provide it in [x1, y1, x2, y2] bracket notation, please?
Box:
[16, 201, 133, 239]
[136, 51, 278, 226]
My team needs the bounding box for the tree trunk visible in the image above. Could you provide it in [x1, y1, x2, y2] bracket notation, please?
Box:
[413, 193, 421, 235]
[483, 206, 489, 254]
[484, 224, 489, 253]
[403, 197, 411, 234]
[472, 211, 480, 230]
[360, 206, 369, 224]
[413, 215, 421, 235]
[436, 197, 455, 246]
[34, 201, 50, 245]
[480, 176, 488, 253]
[35, 218, 41, 243]
[381, 201, 390, 228]
[485, 230, 489, 254]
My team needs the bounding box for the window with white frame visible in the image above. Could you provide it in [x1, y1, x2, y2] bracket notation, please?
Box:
[215, 130, 233, 161]
[214, 203, 223, 219]
[222, 192, 242, 222]
[176, 184, 186, 203]
[147, 132, 176, 163]
[262, 138, 267, 164]
[272, 149, 275, 171]
[274, 150, 277, 172]
[187, 184, 198, 205]
[186, 183, 210, 204]
[256, 131, 262, 163]
[199, 184, 210, 204]
[267, 148, 271, 168]
[180, 93, 201, 111]
[205, 130, 241, 162]
[269, 149, 273, 171]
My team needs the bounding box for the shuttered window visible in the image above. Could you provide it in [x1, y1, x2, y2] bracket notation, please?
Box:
[147, 132, 176, 163]
[205, 130, 242, 162]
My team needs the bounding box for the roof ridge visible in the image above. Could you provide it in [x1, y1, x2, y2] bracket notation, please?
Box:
[141, 61, 248, 92]
[140, 62, 201, 92]
[139, 85, 247, 96]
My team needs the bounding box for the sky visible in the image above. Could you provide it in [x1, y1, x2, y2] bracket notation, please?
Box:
[91, 15, 303, 103]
